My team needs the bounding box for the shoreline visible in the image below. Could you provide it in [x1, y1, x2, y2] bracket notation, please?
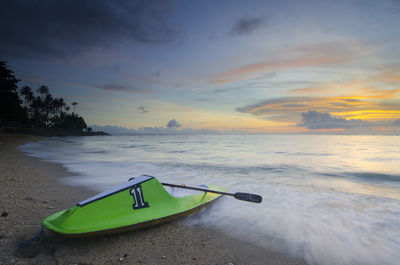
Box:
[0, 133, 307, 265]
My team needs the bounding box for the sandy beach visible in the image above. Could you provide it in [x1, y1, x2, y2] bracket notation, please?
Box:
[0, 134, 307, 265]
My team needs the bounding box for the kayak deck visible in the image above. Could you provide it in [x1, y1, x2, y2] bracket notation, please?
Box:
[43, 175, 225, 236]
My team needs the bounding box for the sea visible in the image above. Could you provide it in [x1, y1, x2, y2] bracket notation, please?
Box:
[20, 134, 400, 265]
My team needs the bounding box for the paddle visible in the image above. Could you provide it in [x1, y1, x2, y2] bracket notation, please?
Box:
[161, 182, 262, 203]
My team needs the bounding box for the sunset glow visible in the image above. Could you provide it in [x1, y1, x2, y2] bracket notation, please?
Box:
[1, 0, 399, 134]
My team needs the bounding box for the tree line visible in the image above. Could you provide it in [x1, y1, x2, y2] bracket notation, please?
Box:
[0, 59, 87, 131]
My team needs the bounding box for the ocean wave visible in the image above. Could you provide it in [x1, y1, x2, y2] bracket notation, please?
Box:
[120, 144, 150, 148]
[322, 172, 400, 183]
[289, 152, 333, 156]
[84, 150, 108, 154]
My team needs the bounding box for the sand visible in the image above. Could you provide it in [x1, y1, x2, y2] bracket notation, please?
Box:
[0, 134, 307, 265]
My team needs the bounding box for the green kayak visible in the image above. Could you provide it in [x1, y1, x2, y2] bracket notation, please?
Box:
[42, 175, 225, 236]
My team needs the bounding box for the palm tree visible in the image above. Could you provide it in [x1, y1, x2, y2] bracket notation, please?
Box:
[58, 98, 66, 113]
[71, 102, 78, 113]
[19, 86, 34, 108]
[0, 60, 26, 122]
[19, 86, 34, 119]
[37, 85, 49, 100]
[43, 94, 54, 126]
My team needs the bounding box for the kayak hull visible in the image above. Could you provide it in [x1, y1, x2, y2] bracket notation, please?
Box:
[46, 197, 219, 237]
[43, 175, 224, 237]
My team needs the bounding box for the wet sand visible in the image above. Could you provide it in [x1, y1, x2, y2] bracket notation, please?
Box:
[0, 134, 307, 265]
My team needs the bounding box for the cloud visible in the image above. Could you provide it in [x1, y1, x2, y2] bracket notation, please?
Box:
[290, 72, 400, 98]
[0, 0, 179, 59]
[138, 106, 149, 113]
[194, 98, 211, 102]
[297, 111, 400, 131]
[92, 84, 151, 93]
[166, 119, 181, 128]
[230, 17, 265, 35]
[90, 124, 222, 135]
[386, 0, 400, 14]
[211, 42, 361, 85]
[297, 111, 364, 129]
[214, 73, 277, 93]
[237, 97, 316, 115]
[214, 86, 244, 94]
[237, 96, 400, 123]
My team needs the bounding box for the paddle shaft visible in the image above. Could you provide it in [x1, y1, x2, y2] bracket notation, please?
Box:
[162, 182, 234, 196]
[161, 182, 262, 203]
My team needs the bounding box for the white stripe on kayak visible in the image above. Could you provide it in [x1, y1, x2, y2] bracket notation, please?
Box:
[77, 175, 153, 207]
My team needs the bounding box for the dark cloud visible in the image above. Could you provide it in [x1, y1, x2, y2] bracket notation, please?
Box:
[194, 98, 211, 102]
[214, 84, 262, 94]
[386, 0, 400, 14]
[0, 0, 179, 59]
[297, 111, 364, 129]
[230, 17, 265, 36]
[394, 119, 400, 125]
[214, 86, 242, 94]
[214, 84, 254, 94]
[138, 106, 149, 113]
[93, 84, 151, 93]
[166, 119, 181, 128]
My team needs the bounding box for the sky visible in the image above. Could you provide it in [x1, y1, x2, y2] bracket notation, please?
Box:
[1, 0, 400, 134]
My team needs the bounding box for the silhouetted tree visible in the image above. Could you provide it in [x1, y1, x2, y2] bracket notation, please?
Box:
[58, 113, 87, 130]
[20, 86, 34, 108]
[0, 60, 26, 122]
[19, 86, 34, 120]
[24, 86, 87, 130]
[37, 85, 49, 99]
[1, 59, 89, 133]
[71, 102, 78, 113]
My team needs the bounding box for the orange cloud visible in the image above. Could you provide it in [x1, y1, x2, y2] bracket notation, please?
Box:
[237, 96, 400, 123]
[210, 42, 364, 85]
[375, 70, 400, 83]
[332, 110, 400, 121]
[358, 87, 400, 99]
[290, 70, 400, 99]
[290, 80, 366, 95]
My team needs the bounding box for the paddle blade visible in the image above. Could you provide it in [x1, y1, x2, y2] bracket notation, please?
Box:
[233, 192, 262, 203]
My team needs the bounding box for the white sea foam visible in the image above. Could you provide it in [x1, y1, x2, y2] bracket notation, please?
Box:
[20, 135, 400, 265]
